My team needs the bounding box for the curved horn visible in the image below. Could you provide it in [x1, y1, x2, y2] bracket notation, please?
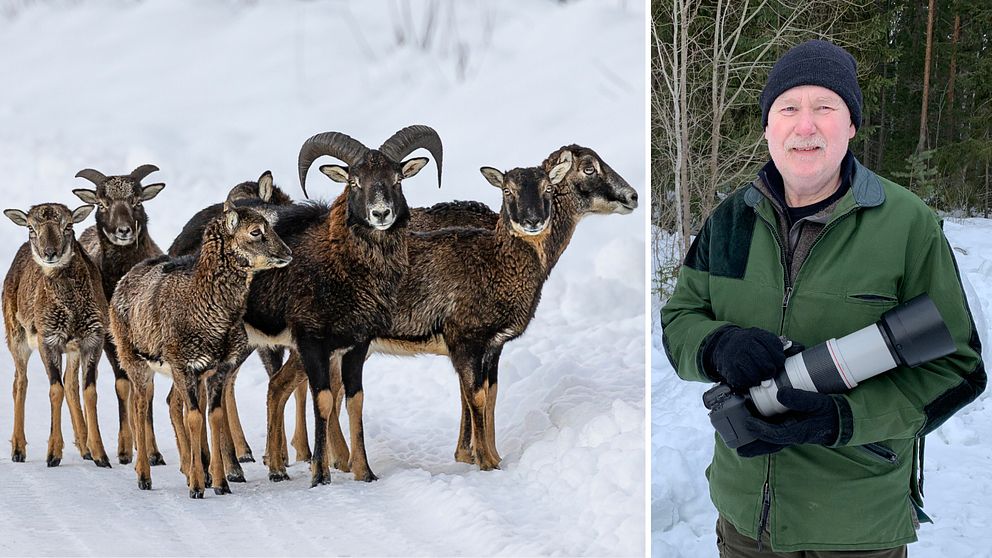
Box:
[129, 164, 160, 182]
[74, 168, 107, 186]
[379, 125, 443, 188]
[297, 132, 369, 199]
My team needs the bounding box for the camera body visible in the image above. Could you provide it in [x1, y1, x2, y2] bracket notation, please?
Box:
[703, 294, 955, 449]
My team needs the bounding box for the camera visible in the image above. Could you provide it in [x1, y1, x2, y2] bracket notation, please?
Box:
[704, 294, 956, 449]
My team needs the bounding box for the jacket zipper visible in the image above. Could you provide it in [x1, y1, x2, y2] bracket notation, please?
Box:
[858, 442, 899, 465]
[751, 194, 861, 550]
[756, 478, 772, 551]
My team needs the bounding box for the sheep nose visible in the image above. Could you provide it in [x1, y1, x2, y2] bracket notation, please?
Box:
[371, 208, 391, 222]
[626, 191, 639, 207]
[44, 247, 57, 259]
[116, 225, 132, 236]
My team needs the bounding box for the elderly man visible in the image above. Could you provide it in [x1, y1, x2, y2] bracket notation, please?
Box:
[661, 40, 986, 556]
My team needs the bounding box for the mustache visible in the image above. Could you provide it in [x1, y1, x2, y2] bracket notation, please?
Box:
[785, 137, 827, 150]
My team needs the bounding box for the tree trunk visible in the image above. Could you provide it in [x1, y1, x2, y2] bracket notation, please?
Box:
[916, 0, 935, 154]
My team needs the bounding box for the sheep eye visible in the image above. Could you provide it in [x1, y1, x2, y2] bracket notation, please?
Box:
[545, 186, 552, 193]
[502, 188, 511, 196]
[583, 167, 595, 175]
[250, 229, 262, 237]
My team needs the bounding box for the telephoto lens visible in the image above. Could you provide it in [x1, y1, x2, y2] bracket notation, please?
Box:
[749, 294, 956, 416]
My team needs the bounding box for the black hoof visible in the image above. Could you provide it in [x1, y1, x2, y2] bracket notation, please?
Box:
[227, 472, 246, 483]
[93, 457, 112, 468]
[310, 472, 331, 488]
[359, 472, 378, 483]
[82, 452, 93, 461]
[213, 485, 232, 495]
[46, 455, 61, 467]
[148, 453, 166, 466]
[189, 488, 204, 499]
[11, 451, 25, 463]
[118, 454, 132, 465]
[238, 453, 255, 464]
[138, 478, 152, 490]
[268, 470, 290, 483]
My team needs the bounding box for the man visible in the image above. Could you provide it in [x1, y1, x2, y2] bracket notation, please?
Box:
[661, 40, 986, 556]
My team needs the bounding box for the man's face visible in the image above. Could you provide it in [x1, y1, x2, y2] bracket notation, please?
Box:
[765, 85, 856, 198]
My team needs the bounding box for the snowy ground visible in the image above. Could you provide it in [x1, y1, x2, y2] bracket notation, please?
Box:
[651, 219, 992, 558]
[0, 1, 646, 556]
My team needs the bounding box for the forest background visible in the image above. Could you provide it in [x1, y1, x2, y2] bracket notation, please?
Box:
[652, 0, 992, 289]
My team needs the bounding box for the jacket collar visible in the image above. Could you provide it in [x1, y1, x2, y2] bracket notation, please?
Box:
[744, 153, 884, 211]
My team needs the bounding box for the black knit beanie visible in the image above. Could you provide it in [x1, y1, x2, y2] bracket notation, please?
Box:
[760, 40, 863, 129]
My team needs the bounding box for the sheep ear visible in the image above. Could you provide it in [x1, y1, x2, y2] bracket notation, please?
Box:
[401, 157, 429, 179]
[258, 171, 274, 202]
[4, 209, 29, 227]
[71, 205, 94, 224]
[479, 167, 504, 189]
[72, 188, 100, 205]
[224, 206, 239, 233]
[140, 183, 166, 201]
[320, 165, 349, 183]
[549, 160, 570, 185]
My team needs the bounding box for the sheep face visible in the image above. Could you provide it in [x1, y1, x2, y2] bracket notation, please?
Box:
[223, 206, 293, 271]
[4, 203, 93, 269]
[552, 146, 638, 215]
[319, 150, 428, 231]
[480, 166, 563, 236]
[73, 169, 165, 246]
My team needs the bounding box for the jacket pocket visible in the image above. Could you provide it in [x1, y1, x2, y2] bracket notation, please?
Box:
[856, 442, 900, 466]
[847, 293, 899, 305]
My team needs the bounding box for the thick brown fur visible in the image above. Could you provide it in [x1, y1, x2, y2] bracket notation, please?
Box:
[109, 206, 290, 497]
[2, 203, 111, 468]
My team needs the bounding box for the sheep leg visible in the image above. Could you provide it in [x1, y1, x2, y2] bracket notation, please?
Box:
[452, 347, 499, 471]
[222, 365, 253, 463]
[218, 390, 246, 483]
[299, 340, 335, 487]
[264, 353, 303, 481]
[131, 371, 153, 490]
[293, 380, 312, 464]
[205, 371, 231, 495]
[39, 341, 65, 467]
[483, 348, 503, 464]
[145, 376, 166, 466]
[341, 343, 376, 482]
[166, 383, 190, 477]
[326, 354, 349, 472]
[197, 380, 211, 487]
[103, 338, 134, 465]
[10, 337, 30, 463]
[63, 348, 90, 461]
[259, 347, 297, 465]
[454, 393, 474, 464]
[80, 340, 110, 467]
[182, 374, 206, 499]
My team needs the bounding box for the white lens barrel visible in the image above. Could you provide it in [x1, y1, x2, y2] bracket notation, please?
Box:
[749, 324, 899, 417]
[831, 324, 899, 385]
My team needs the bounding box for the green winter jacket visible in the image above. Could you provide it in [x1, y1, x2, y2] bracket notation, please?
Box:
[661, 159, 986, 552]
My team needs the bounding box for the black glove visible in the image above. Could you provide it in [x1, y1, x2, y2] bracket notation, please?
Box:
[736, 387, 841, 458]
[703, 326, 786, 392]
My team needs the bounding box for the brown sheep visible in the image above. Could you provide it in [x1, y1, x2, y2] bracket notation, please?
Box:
[3, 203, 111, 468]
[109, 205, 291, 497]
[72, 164, 168, 466]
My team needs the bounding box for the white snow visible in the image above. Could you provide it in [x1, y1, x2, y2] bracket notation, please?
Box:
[652, 220, 992, 558]
[0, 1, 646, 556]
